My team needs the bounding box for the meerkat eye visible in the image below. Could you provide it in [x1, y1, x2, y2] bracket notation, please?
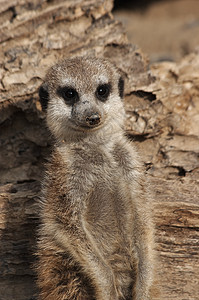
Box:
[95, 84, 111, 101]
[57, 86, 79, 105]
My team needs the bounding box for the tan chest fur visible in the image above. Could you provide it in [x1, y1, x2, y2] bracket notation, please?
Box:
[40, 140, 142, 299]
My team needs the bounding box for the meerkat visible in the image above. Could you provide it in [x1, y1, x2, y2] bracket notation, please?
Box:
[36, 56, 154, 300]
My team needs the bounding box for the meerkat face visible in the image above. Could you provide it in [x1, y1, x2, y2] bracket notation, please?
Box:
[39, 56, 125, 141]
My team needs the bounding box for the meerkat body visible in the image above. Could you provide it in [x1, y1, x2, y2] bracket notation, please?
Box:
[37, 57, 154, 300]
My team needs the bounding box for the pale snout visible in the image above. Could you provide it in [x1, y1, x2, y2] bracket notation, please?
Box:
[72, 100, 104, 129]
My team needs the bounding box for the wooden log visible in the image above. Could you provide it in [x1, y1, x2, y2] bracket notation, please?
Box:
[152, 175, 199, 299]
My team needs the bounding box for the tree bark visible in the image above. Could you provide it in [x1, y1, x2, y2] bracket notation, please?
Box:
[0, 0, 198, 299]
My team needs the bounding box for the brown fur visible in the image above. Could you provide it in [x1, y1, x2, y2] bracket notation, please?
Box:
[36, 56, 154, 299]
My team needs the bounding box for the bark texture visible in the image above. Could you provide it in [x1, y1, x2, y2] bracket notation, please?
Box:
[0, 0, 198, 299]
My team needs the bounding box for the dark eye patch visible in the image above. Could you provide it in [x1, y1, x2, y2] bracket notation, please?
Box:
[39, 82, 49, 111]
[118, 77, 124, 99]
[95, 83, 111, 102]
[57, 86, 79, 105]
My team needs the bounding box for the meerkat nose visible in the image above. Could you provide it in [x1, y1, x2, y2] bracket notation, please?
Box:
[86, 113, 101, 126]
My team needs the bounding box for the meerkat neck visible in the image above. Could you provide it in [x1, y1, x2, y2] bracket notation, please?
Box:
[58, 123, 125, 149]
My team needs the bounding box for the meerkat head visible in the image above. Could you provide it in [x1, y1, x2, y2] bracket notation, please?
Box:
[39, 56, 125, 142]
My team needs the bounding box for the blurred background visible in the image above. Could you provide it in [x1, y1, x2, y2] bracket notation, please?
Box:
[114, 0, 199, 63]
[0, 1, 199, 299]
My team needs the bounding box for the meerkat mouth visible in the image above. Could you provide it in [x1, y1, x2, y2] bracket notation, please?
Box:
[67, 116, 105, 132]
[73, 124, 104, 132]
[66, 119, 104, 133]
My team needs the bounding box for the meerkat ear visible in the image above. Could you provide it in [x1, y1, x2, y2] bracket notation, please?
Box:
[39, 82, 49, 111]
[118, 76, 124, 99]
